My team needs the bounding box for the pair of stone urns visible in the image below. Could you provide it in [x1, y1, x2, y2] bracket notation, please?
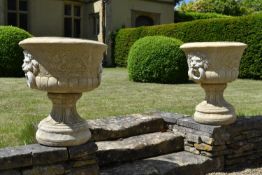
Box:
[19, 37, 247, 147]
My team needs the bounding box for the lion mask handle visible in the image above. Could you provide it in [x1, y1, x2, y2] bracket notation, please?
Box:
[187, 54, 208, 82]
[22, 51, 40, 88]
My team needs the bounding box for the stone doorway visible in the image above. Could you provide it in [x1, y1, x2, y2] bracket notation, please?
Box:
[131, 10, 160, 27]
[135, 15, 154, 27]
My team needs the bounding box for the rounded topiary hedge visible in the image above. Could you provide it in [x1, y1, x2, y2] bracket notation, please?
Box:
[128, 36, 188, 84]
[0, 26, 32, 77]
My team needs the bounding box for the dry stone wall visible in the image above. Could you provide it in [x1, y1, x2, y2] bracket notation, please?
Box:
[0, 142, 98, 175]
[0, 112, 261, 174]
[169, 114, 262, 170]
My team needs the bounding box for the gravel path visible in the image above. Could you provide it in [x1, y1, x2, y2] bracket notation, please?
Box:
[208, 167, 262, 175]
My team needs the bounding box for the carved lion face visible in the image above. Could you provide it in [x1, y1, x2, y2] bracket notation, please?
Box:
[190, 56, 202, 69]
[188, 55, 208, 70]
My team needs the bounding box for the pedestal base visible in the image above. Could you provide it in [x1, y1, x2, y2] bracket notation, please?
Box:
[193, 84, 236, 125]
[36, 118, 91, 146]
[194, 101, 236, 125]
[36, 93, 91, 146]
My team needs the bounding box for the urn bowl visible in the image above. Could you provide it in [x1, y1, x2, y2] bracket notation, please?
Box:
[180, 42, 247, 84]
[19, 37, 107, 93]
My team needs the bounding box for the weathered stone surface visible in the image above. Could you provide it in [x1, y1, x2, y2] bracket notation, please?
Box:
[242, 129, 262, 138]
[88, 114, 165, 141]
[194, 143, 226, 152]
[176, 117, 223, 135]
[66, 164, 99, 175]
[0, 145, 32, 170]
[68, 142, 97, 160]
[225, 158, 247, 166]
[22, 165, 65, 175]
[200, 151, 227, 157]
[27, 144, 68, 165]
[151, 112, 185, 125]
[225, 151, 253, 159]
[247, 137, 262, 143]
[97, 132, 183, 166]
[229, 116, 262, 132]
[101, 151, 223, 175]
[184, 140, 194, 146]
[200, 135, 215, 145]
[184, 145, 200, 155]
[174, 120, 228, 145]
[184, 133, 201, 143]
[173, 125, 211, 137]
[229, 134, 247, 142]
[70, 159, 97, 168]
[228, 142, 255, 153]
[0, 170, 21, 175]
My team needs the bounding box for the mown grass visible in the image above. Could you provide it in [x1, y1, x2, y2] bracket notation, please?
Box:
[0, 68, 262, 148]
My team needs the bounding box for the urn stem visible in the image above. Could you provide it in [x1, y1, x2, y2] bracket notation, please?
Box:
[36, 93, 91, 146]
[202, 84, 227, 106]
[48, 93, 84, 124]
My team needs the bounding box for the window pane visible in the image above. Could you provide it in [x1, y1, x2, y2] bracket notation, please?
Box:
[8, 0, 16, 10]
[64, 5, 71, 16]
[7, 13, 17, 26]
[74, 6, 81, 17]
[74, 19, 81, 38]
[19, 0, 28, 11]
[64, 18, 72, 37]
[19, 14, 28, 30]
[95, 14, 100, 35]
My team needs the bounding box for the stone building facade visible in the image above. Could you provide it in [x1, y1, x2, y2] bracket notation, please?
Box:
[0, 0, 174, 66]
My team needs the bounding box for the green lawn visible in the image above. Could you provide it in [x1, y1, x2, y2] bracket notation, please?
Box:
[0, 68, 262, 148]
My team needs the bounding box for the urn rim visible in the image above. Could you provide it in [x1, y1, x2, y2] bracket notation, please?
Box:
[180, 42, 247, 49]
[19, 37, 107, 48]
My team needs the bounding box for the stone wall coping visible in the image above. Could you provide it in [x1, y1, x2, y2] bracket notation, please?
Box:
[0, 142, 97, 171]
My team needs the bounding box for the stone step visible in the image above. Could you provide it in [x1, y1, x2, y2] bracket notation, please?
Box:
[96, 132, 184, 166]
[88, 113, 166, 141]
[100, 151, 223, 175]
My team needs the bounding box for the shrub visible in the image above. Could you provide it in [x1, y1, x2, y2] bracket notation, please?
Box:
[128, 36, 188, 84]
[0, 26, 32, 77]
[114, 14, 262, 79]
[174, 11, 230, 23]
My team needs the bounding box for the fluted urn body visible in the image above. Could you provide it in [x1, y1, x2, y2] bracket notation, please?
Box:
[19, 37, 107, 146]
[180, 42, 247, 125]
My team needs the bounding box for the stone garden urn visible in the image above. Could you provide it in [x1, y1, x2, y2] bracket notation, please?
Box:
[19, 37, 107, 146]
[180, 42, 247, 125]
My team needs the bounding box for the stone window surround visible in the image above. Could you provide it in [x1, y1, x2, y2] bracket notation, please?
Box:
[89, 12, 100, 36]
[6, 0, 28, 30]
[63, 1, 83, 38]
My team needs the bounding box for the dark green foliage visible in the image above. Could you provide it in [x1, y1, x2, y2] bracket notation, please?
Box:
[128, 36, 188, 84]
[114, 14, 262, 79]
[0, 26, 32, 77]
[174, 11, 230, 23]
[179, 0, 262, 16]
[179, 0, 243, 16]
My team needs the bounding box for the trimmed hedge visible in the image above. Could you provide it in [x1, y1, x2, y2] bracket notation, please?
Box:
[0, 26, 32, 77]
[114, 14, 262, 79]
[174, 11, 230, 23]
[128, 36, 187, 84]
